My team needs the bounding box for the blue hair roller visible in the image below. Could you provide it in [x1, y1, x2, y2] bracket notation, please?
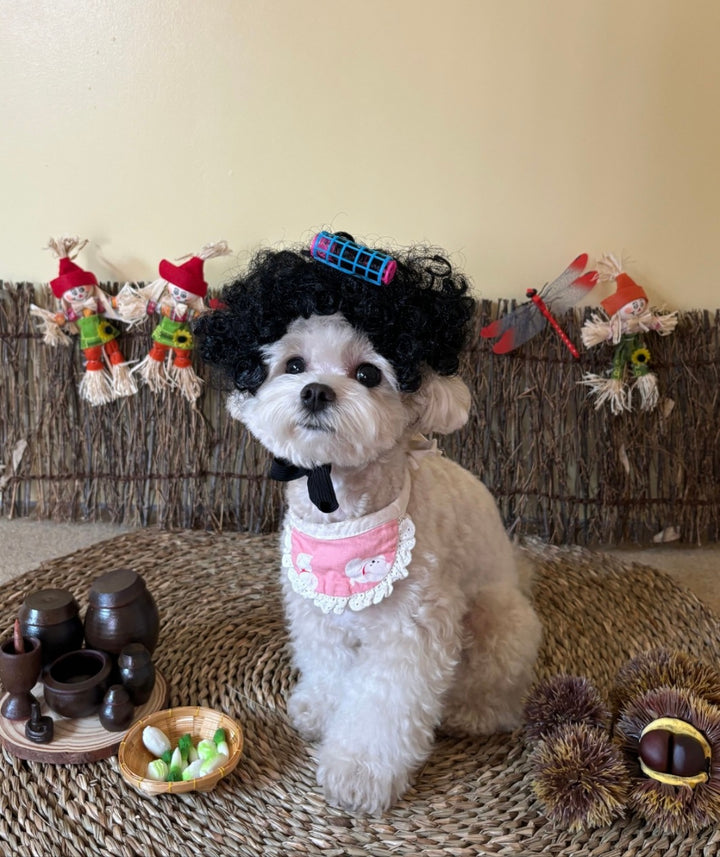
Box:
[310, 232, 397, 285]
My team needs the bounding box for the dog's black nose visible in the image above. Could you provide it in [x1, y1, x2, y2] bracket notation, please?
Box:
[301, 383, 336, 413]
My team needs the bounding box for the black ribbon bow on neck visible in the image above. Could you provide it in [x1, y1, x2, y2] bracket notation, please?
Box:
[269, 458, 339, 513]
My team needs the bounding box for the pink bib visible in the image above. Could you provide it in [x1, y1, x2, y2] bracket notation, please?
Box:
[282, 473, 415, 614]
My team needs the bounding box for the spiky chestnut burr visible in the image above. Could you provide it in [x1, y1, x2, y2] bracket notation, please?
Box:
[530, 722, 629, 832]
[612, 649, 720, 716]
[524, 674, 610, 743]
[616, 686, 720, 834]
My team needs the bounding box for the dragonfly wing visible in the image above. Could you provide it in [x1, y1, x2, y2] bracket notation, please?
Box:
[481, 301, 547, 354]
[540, 254, 598, 313]
[552, 269, 599, 312]
[480, 315, 511, 340]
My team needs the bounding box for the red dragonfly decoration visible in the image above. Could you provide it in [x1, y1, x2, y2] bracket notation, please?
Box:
[480, 254, 598, 359]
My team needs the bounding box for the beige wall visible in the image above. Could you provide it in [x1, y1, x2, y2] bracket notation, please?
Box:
[2, 0, 719, 309]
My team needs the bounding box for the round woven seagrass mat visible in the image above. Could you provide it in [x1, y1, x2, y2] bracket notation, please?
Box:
[1, 530, 719, 857]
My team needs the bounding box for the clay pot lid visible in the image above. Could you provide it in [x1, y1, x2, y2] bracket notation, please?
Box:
[103, 684, 132, 706]
[88, 569, 144, 608]
[118, 642, 152, 667]
[19, 588, 79, 625]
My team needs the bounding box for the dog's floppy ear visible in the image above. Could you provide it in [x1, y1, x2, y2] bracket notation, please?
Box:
[407, 374, 471, 435]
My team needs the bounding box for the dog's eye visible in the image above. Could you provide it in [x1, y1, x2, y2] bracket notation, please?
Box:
[285, 357, 306, 374]
[355, 363, 382, 388]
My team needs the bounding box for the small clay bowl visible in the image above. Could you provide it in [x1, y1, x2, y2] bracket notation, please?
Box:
[43, 649, 112, 718]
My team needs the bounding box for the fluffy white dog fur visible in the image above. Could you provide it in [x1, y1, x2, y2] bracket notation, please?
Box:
[228, 313, 542, 814]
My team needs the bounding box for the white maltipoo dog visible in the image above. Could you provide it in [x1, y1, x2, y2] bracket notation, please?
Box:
[194, 234, 542, 814]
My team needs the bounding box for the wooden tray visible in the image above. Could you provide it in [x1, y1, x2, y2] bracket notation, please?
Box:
[0, 671, 168, 764]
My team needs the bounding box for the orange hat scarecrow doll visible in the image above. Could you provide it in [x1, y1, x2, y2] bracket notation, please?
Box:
[580, 254, 678, 414]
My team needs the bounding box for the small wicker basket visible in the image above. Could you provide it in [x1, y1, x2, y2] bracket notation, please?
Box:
[118, 706, 243, 796]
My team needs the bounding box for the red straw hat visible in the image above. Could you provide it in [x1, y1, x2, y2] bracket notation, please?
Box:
[50, 256, 98, 299]
[600, 272, 648, 316]
[158, 255, 208, 297]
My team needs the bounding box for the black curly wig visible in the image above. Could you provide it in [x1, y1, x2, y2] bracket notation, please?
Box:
[192, 235, 477, 394]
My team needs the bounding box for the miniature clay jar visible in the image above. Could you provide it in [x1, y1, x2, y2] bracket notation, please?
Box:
[84, 568, 159, 656]
[118, 643, 156, 705]
[98, 684, 135, 732]
[18, 588, 84, 667]
[0, 635, 42, 720]
[43, 649, 112, 718]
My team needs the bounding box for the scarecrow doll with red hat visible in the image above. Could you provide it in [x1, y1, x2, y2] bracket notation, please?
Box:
[116, 241, 231, 403]
[580, 254, 678, 414]
[30, 236, 137, 405]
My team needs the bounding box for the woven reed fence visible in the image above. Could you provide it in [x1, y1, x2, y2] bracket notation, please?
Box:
[1, 281, 718, 544]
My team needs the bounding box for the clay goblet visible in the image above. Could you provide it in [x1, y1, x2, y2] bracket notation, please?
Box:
[0, 635, 42, 720]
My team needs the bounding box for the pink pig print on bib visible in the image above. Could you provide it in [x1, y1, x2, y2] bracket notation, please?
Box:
[282, 473, 416, 614]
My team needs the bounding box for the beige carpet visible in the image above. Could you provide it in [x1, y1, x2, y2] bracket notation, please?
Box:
[0, 529, 719, 856]
[0, 519, 135, 583]
[605, 543, 720, 614]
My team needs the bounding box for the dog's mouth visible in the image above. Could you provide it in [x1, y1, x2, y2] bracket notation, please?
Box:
[297, 418, 335, 434]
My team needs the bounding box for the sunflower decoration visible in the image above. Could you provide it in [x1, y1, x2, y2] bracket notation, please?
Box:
[631, 347, 651, 368]
[98, 320, 119, 343]
[116, 241, 231, 404]
[172, 328, 194, 349]
[580, 254, 677, 414]
[524, 648, 720, 835]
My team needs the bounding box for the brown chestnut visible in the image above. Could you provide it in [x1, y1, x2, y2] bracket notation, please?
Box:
[639, 729, 670, 772]
[639, 717, 710, 786]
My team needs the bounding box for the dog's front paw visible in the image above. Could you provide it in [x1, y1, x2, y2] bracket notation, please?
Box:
[287, 685, 327, 743]
[317, 750, 407, 815]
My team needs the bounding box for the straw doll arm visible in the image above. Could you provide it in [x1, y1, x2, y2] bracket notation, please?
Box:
[581, 311, 614, 347]
[640, 307, 678, 336]
[90, 287, 127, 323]
[115, 280, 167, 326]
[29, 303, 75, 346]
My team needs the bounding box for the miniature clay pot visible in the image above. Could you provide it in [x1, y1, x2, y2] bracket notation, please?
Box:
[0, 635, 42, 720]
[99, 684, 135, 732]
[18, 588, 84, 667]
[43, 649, 112, 718]
[84, 568, 159, 656]
[118, 643, 156, 705]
